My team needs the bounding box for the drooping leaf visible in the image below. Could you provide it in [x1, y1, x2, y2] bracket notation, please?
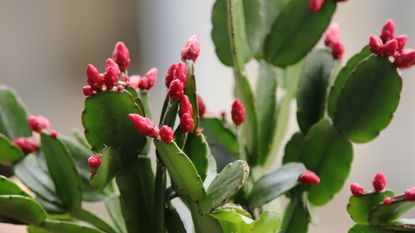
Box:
[264, 0, 336, 67]
[30, 219, 104, 233]
[183, 133, 209, 180]
[199, 160, 249, 214]
[332, 56, 402, 143]
[369, 199, 415, 225]
[248, 163, 306, 208]
[0, 134, 24, 166]
[0, 86, 31, 139]
[297, 49, 334, 133]
[73, 208, 117, 233]
[279, 197, 309, 233]
[41, 133, 82, 211]
[154, 140, 205, 201]
[0, 175, 29, 196]
[328, 46, 371, 118]
[348, 225, 395, 233]
[252, 211, 282, 233]
[347, 191, 395, 224]
[0, 195, 47, 225]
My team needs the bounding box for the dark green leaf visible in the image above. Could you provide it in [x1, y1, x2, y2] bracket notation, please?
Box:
[73, 208, 117, 233]
[242, 0, 261, 55]
[200, 117, 238, 158]
[333, 56, 402, 143]
[0, 134, 24, 166]
[328, 46, 371, 118]
[282, 132, 304, 165]
[279, 197, 309, 233]
[0, 86, 31, 139]
[347, 191, 395, 224]
[348, 225, 395, 233]
[0, 195, 47, 225]
[297, 49, 334, 133]
[90, 148, 123, 190]
[183, 133, 209, 180]
[248, 163, 306, 208]
[165, 205, 187, 233]
[184, 61, 199, 131]
[382, 219, 415, 232]
[264, 0, 336, 67]
[0, 175, 29, 196]
[33, 219, 104, 233]
[199, 160, 249, 214]
[369, 199, 415, 225]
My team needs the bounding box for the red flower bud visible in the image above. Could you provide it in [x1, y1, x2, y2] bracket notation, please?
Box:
[396, 34, 408, 52]
[181, 35, 200, 62]
[350, 183, 365, 197]
[231, 99, 245, 126]
[309, 0, 324, 12]
[299, 170, 320, 185]
[12, 137, 39, 154]
[82, 85, 94, 96]
[380, 19, 395, 43]
[394, 49, 415, 68]
[28, 115, 51, 133]
[405, 187, 415, 201]
[160, 125, 174, 143]
[383, 197, 392, 205]
[128, 114, 159, 138]
[112, 41, 130, 72]
[86, 64, 104, 91]
[382, 39, 398, 57]
[372, 172, 386, 192]
[128, 75, 141, 89]
[325, 23, 340, 47]
[332, 42, 345, 60]
[50, 130, 58, 138]
[197, 94, 206, 117]
[104, 66, 119, 90]
[88, 155, 102, 169]
[168, 80, 185, 101]
[369, 35, 383, 55]
[138, 68, 158, 90]
[165, 62, 187, 88]
[117, 85, 124, 91]
[105, 58, 121, 75]
[179, 95, 193, 118]
[180, 113, 194, 133]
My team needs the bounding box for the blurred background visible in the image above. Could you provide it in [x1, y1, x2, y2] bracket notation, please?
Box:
[1, 0, 415, 232]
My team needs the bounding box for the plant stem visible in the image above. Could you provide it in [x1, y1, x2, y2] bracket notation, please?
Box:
[72, 208, 117, 233]
[154, 160, 167, 233]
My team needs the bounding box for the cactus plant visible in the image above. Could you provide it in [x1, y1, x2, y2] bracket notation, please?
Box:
[1, 1, 415, 233]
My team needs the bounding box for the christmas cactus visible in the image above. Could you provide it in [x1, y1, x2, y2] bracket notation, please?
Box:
[1, 0, 415, 232]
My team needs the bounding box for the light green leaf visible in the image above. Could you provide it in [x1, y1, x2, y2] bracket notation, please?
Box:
[0, 134, 24, 166]
[0, 195, 47, 225]
[347, 191, 394, 224]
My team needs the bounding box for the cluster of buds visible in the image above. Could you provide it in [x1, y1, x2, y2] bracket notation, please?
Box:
[324, 23, 345, 60]
[128, 114, 174, 143]
[299, 170, 320, 185]
[127, 68, 158, 91]
[27, 115, 51, 133]
[179, 96, 195, 132]
[181, 35, 200, 62]
[309, 0, 347, 13]
[12, 137, 39, 154]
[350, 172, 387, 197]
[166, 62, 187, 100]
[369, 19, 415, 68]
[231, 99, 246, 127]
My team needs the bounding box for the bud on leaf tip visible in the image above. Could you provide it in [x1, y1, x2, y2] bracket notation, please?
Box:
[88, 155, 102, 169]
[380, 19, 395, 43]
[139, 68, 158, 90]
[372, 172, 386, 193]
[112, 41, 130, 72]
[231, 99, 245, 126]
[383, 197, 392, 205]
[197, 94, 206, 117]
[299, 170, 320, 185]
[350, 183, 365, 197]
[160, 125, 174, 143]
[180, 113, 194, 133]
[168, 80, 185, 101]
[405, 187, 415, 201]
[12, 137, 39, 154]
[181, 35, 200, 62]
[28, 115, 51, 133]
[309, 0, 324, 12]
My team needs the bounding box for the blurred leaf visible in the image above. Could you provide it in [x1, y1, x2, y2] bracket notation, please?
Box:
[0, 175, 29, 196]
[199, 160, 249, 214]
[41, 133, 82, 211]
[347, 191, 394, 224]
[348, 225, 395, 233]
[0, 85, 31, 139]
[106, 196, 127, 233]
[183, 133, 209, 180]
[369, 199, 415, 225]
[252, 211, 282, 233]
[190, 202, 223, 233]
[264, 0, 336, 67]
[248, 163, 305, 208]
[332, 56, 402, 143]
[204, 149, 218, 188]
[90, 148, 123, 191]
[154, 140, 205, 201]
[279, 197, 309, 233]
[297, 49, 334, 133]
[29, 219, 104, 233]
[282, 132, 304, 165]
[73, 208, 117, 233]
[0, 195, 47, 225]
[165, 205, 187, 233]
[210, 204, 254, 233]
[0, 134, 24, 166]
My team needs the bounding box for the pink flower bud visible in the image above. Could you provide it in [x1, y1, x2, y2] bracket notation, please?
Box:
[88, 155, 102, 169]
[350, 183, 365, 197]
[394, 49, 415, 68]
[309, 0, 324, 12]
[179, 95, 193, 118]
[197, 94, 206, 117]
[332, 42, 345, 60]
[380, 19, 395, 43]
[86, 64, 104, 91]
[299, 170, 320, 185]
[405, 187, 415, 201]
[138, 68, 158, 90]
[128, 75, 141, 89]
[180, 113, 194, 133]
[117, 85, 124, 91]
[372, 172, 386, 192]
[165, 62, 187, 88]
[381, 39, 398, 57]
[12, 137, 39, 154]
[27, 115, 51, 133]
[383, 197, 392, 205]
[369, 35, 383, 55]
[160, 125, 174, 143]
[168, 80, 185, 101]
[82, 85, 94, 96]
[112, 41, 130, 72]
[50, 130, 58, 138]
[128, 114, 159, 138]
[105, 58, 121, 75]
[104, 66, 119, 90]
[231, 99, 245, 126]
[324, 23, 340, 47]
[396, 35, 408, 52]
[181, 35, 200, 62]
